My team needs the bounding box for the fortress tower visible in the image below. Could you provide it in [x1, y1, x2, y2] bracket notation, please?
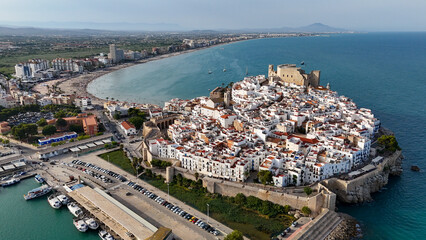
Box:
[268, 64, 320, 88]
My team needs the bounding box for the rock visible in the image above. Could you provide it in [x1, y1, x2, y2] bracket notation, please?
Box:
[411, 165, 420, 172]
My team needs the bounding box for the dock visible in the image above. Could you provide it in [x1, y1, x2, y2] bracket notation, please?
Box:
[68, 186, 172, 240]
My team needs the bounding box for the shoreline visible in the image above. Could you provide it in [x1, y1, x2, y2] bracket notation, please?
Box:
[33, 41, 236, 107]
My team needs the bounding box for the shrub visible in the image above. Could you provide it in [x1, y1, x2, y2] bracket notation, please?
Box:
[301, 206, 311, 216]
[304, 186, 313, 196]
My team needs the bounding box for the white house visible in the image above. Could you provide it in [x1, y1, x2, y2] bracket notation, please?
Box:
[120, 121, 136, 135]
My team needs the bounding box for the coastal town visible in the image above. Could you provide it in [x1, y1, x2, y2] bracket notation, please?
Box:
[0, 23, 403, 240]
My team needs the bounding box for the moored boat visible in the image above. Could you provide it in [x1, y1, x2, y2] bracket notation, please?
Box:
[73, 218, 88, 232]
[98, 230, 115, 240]
[57, 194, 69, 205]
[34, 174, 45, 184]
[84, 217, 99, 230]
[2, 178, 20, 187]
[67, 202, 83, 217]
[48, 195, 62, 209]
[24, 185, 52, 200]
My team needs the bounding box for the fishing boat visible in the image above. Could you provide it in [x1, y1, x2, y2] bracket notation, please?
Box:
[84, 217, 99, 230]
[48, 195, 62, 209]
[301, 61, 305, 65]
[223, 67, 226, 72]
[2, 178, 20, 187]
[57, 194, 69, 205]
[208, 70, 212, 74]
[67, 202, 83, 217]
[24, 185, 52, 200]
[73, 219, 88, 232]
[98, 230, 115, 240]
[34, 174, 45, 184]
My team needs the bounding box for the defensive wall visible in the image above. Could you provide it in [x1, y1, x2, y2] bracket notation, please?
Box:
[322, 150, 403, 203]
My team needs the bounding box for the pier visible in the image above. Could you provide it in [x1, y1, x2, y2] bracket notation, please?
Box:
[68, 186, 173, 240]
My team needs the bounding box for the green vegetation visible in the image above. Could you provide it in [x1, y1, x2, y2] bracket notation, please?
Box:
[378, 135, 401, 152]
[36, 118, 47, 127]
[11, 123, 37, 141]
[51, 141, 66, 147]
[304, 186, 313, 196]
[42, 125, 57, 136]
[225, 230, 244, 240]
[113, 113, 121, 120]
[0, 104, 40, 121]
[76, 134, 90, 141]
[257, 170, 273, 185]
[42, 104, 81, 116]
[140, 173, 294, 239]
[150, 159, 172, 169]
[301, 206, 311, 216]
[55, 118, 67, 128]
[99, 150, 135, 175]
[129, 116, 144, 130]
[69, 124, 84, 133]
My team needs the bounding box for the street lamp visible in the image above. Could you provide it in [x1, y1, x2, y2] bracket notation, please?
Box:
[207, 203, 210, 224]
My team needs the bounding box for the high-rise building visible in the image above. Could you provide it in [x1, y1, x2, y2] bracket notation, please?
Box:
[108, 44, 124, 63]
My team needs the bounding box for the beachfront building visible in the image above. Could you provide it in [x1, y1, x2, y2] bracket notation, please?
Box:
[150, 64, 379, 186]
[108, 44, 124, 64]
[51, 58, 83, 73]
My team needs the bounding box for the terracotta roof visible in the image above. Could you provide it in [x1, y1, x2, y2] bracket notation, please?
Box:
[121, 121, 135, 130]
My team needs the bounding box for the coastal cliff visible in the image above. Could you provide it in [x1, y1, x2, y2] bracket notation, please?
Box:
[322, 150, 403, 203]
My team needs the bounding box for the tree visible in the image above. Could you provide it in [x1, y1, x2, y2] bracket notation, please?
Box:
[36, 118, 47, 127]
[69, 124, 84, 133]
[304, 186, 313, 196]
[56, 118, 67, 128]
[194, 172, 199, 180]
[113, 112, 121, 120]
[378, 135, 401, 152]
[235, 193, 246, 206]
[54, 110, 66, 118]
[224, 230, 243, 240]
[129, 116, 144, 130]
[11, 123, 37, 140]
[301, 206, 311, 216]
[42, 125, 57, 136]
[257, 170, 273, 185]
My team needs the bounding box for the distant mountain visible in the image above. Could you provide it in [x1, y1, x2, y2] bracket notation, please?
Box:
[222, 23, 349, 33]
[0, 22, 349, 36]
[295, 23, 346, 33]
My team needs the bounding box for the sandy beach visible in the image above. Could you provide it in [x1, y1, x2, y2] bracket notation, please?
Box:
[32, 42, 231, 106]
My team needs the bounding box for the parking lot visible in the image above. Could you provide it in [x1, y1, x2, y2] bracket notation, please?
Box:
[57, 153, 236, 240]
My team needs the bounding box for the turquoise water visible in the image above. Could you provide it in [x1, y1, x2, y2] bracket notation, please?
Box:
[0, 179, 99, 240]
[88, 33, 426, 239]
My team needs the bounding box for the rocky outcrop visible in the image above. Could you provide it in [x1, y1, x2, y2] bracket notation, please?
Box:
[325, 213, 361, 240]
[322, 150, 403, 204]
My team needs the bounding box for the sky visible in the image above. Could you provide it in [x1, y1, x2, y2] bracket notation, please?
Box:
[0, 0, 425, 31]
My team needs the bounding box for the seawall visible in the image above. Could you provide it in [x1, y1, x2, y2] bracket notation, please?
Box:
[322, 150, 403, 203]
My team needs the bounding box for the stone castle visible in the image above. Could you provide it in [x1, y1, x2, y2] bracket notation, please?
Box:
[268, 64, 320, 88]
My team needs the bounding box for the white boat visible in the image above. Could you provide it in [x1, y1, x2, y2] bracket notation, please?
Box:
[48, 195, 62, 209]
[34, 174, 45, 184]
[73, 219, 88, 232]
[84, 217, 99, 230]
[57, 194, 69, 205]
[24, 185, 52, 200]
[2, 178, 20, 187]
[98, 230, 115, 240]
[67, 202, 83, 217]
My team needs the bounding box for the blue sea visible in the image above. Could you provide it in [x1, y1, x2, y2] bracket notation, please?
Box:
[92, 32, 426, 239]
[0, 178, 99, 240]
